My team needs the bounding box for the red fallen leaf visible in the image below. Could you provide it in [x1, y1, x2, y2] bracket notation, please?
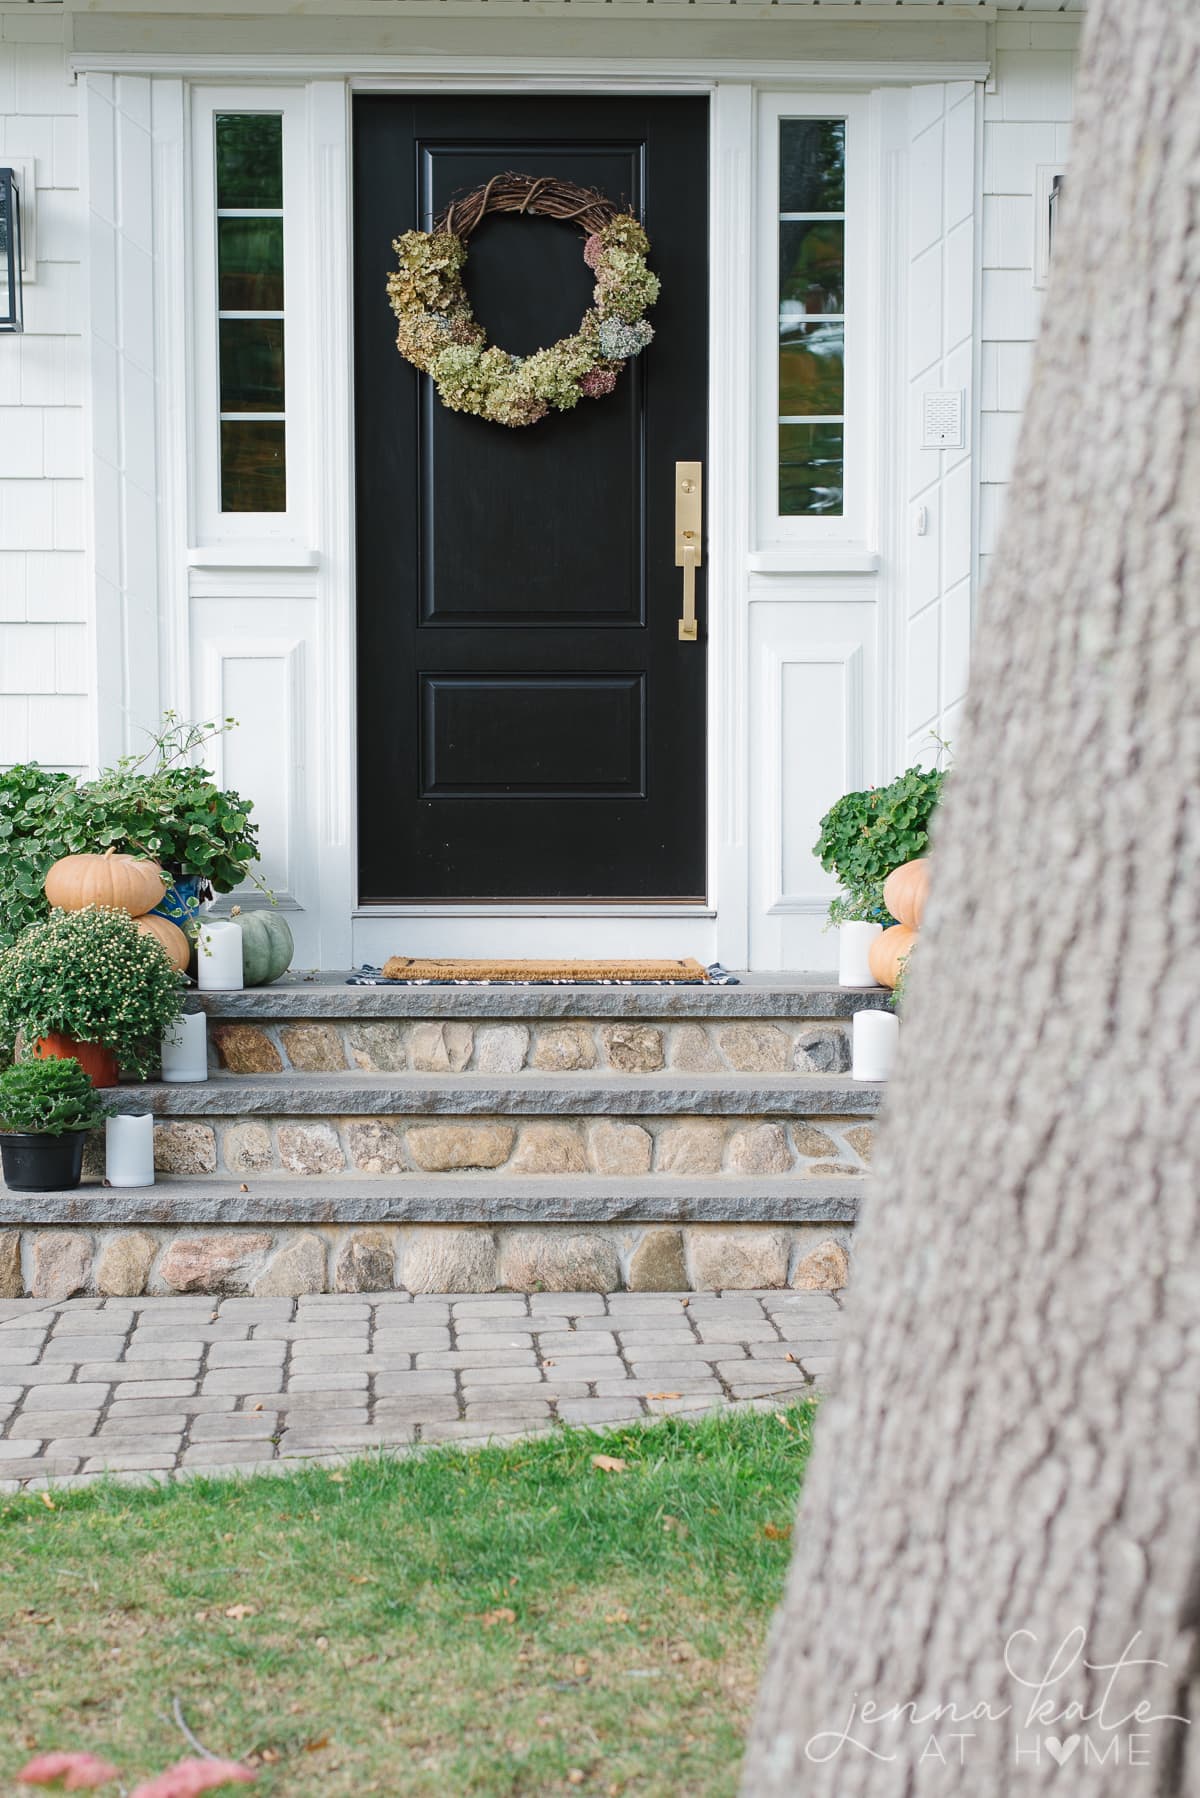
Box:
[18, 1751, 119, 1788]
[129, 1760, 255, 1798]
[763, 1522, 792, 1541]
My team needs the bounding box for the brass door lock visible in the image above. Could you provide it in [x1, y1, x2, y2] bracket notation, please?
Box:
[675, 461, 702, 642]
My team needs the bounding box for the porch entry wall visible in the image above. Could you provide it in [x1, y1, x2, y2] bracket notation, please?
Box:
[75, 58, 982, 970]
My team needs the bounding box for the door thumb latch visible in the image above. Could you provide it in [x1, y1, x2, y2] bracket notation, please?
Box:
[675, 461, 702, 642]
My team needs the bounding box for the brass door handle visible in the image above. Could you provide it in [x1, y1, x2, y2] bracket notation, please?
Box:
[675, 461, 702, 643]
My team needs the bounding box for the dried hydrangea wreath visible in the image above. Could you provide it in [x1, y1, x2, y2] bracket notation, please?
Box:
[386, 173, 660, 427]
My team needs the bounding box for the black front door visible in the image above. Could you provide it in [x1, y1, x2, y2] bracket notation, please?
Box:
[353, 96, 708, 902]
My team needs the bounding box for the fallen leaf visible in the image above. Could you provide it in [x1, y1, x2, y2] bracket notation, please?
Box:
[604, 1609, 630, 1624]
[785, 1353, 796, 1363]
[544, 1359, 555, 1367]
[239, 1184, 249, 1193]
[328, 1472, 346, 1484]
[480, 1607, 517, 1627]
[590, 1454, 627, 1473]
[763, 1522, 792, 1542]
[224, 1604, 255, 1622]
[315, 1636, 330, 1651]
[573, 1657, 590, 1678]
[40, 1493, 55, 1511]
[568, 1773, 586, 1787]
[646, 1391, 681, 1401]
[347, 1575, 373, 1585]
[680, 1298, 690, 1308]
[252, 1403, 264, 1412]
[304, 1736, 330, 1753]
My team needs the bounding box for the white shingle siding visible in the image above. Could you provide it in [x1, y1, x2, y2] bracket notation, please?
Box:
[0, 10, 88, 774]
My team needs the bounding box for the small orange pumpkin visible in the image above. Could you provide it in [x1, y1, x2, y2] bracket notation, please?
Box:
[883, 857, 931, 930]
[868, 923, 917, 990]
[134, 913, 190, 972]
[45, 848, 165, 918]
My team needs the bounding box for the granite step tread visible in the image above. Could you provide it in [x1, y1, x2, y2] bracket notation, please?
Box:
[108, 1072, 884, 1118]
[197, 973, 890, 1022]
[0, 1174, 866, 1227]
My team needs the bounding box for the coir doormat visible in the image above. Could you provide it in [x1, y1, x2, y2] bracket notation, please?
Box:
[347, 958, 738, 986]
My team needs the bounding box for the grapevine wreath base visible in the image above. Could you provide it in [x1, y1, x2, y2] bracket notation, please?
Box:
[386, 173, 660, 427]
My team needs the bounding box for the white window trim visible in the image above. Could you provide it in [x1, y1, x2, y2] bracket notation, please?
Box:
[755, 91, 873, 551]
[190, 86, 313, 547]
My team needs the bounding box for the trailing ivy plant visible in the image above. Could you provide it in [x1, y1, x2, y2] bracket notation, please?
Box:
[0, 714, 261, 950]
[814, 763, 947, 927]
[0, 1057, 111, 1137]
[0, 907, 184, 1080]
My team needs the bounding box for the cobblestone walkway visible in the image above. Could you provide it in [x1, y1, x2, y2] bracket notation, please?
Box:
[0, 1289, 842, 1490]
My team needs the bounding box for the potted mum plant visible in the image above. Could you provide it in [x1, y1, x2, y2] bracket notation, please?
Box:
[0, 1057, 111, 1191]
[0, 907, 185, 1086]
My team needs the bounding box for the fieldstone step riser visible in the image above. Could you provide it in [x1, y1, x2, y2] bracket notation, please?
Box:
[82, 1114, 874, 1182]
[0, 1220, 854, 1301]
[206, 1017, 856, 1078]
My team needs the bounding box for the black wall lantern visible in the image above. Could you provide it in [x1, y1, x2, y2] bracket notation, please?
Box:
[0, 169, 24, 334]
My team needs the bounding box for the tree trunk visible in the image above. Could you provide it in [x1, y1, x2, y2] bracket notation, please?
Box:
[742, 5, 1200, 1793]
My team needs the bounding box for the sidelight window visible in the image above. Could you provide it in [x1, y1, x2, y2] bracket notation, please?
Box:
[215, 113, 286, 513]
[758, 94, 867, 547]
[777, 118, 845, 518]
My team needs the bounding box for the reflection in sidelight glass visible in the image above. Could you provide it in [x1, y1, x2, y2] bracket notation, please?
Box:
[216, 113, 286, 512]
[778, 119, 845, 517]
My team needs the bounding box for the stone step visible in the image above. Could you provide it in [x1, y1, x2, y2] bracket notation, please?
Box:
[111, 1071, 880, 1117]
[0, 1173, 864, 1227]
[2, 1166, 859, 1295]
[198, 972, 887, 1021]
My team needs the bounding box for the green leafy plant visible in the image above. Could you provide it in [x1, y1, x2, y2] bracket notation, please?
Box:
[814, 764, 947, 926]
[0, 1056, 111, 1137]
[0, 716, 261, 950]
[0, 908, 184, 1081]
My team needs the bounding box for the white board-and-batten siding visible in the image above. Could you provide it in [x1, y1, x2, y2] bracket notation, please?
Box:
[0, 10, 1080, 964]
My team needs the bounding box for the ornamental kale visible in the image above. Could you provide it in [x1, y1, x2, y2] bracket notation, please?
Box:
[0, 1057, 111, 1137]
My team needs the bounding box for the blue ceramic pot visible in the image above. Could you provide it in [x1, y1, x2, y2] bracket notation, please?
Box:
[152, 876, 204, 926]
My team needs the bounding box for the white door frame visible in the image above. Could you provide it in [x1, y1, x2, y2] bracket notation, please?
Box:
[78, 50, 983, 970]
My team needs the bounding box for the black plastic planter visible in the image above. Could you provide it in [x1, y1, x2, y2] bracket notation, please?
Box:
[0, 1132, 86, 1192]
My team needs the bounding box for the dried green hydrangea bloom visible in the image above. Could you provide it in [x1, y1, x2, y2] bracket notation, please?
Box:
[386, 210, 659, 426]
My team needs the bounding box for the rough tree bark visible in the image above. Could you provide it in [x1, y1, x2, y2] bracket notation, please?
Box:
[742, 4, 1200, 1794]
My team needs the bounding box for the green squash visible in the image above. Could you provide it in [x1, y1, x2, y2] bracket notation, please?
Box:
[232, 909, 294, 987]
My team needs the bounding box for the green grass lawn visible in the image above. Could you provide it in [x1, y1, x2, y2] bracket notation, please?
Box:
[0, 1406, 814, 1797]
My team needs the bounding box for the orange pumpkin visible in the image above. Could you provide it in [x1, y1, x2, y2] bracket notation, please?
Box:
[883, 857, 931, 930]
[868, 923, 917, 990]
[134, 913, 191, 972]
[45, 848, 164, 918]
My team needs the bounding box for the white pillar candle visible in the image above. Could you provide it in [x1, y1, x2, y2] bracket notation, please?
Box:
[161, 1011, 208, 1083]
[105, 1112, 155, 1188]
[853, 1008, 900, 1082]
[197, 919, 244, 992]
[838, 921, 883, 987]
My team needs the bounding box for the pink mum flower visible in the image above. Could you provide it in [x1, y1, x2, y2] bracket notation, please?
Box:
[580, 365, 619, 399]
[128, 1761, 255, 1798]
[18, 1752, 119, 1788]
